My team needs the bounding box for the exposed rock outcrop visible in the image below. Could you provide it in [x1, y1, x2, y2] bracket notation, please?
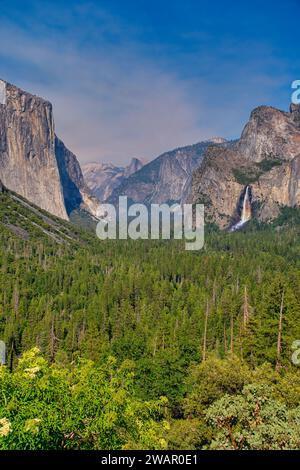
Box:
[190, 104, 300, 227]
[124, 157, 144, 178]
[0, 80, 68, 219]
[0, 79, 101, 220]
[82, 157, 144, 202]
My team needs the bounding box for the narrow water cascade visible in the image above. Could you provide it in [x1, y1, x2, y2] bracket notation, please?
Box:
[230, 186, 252, 232]
[241, 186, 252, 223]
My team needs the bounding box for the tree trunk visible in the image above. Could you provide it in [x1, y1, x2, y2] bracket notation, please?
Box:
[243, 286, 250, 327]
[224, 321, 227, 354]
[202, 300, 209, 361]
[230, 312, 234, 354]
[276, 291, 285, 372]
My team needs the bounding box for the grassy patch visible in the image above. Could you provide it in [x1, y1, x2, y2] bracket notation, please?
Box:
[233, 158, 283, 185]
[256, 158, 282, 172]
[232, 168, 261, 185]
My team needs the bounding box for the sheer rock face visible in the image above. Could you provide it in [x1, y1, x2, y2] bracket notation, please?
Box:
[108, 138, 227, 206]
[237, 106, 300, 163]
[0, 80, 68, 219]
[124, 157, 144, 178]
[290, 103, 300, 127]
[0, 80, 100, 220]
[55, 136, 84, 215]
[190, 105, 300, 228]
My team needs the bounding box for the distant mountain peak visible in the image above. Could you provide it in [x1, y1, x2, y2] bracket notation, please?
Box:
[82, 157, 144, 202]
[205, 137, 228, 144]
[124, 157, 144, 178]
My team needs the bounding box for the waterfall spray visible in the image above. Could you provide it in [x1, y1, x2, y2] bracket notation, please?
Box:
[230, 186, 252, 232]
[241, 186, 252, 224]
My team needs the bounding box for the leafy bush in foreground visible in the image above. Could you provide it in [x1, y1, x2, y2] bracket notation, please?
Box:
[0, 348, 168, 450]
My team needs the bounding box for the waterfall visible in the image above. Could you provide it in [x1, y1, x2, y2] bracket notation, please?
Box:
[230, 186, 252, 232]
[241, 186, 251, 223]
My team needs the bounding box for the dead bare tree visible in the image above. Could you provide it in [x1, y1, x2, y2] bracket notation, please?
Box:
[276, 291, 285, 372]
[243, 286, 250, 328]
[230, 312, 234, 354]
[202, 300, 209, 361]
[224, 321, 227, 354]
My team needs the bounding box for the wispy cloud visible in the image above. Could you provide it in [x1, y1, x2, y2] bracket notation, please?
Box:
[0, 9, 208, 164]
[0, 0, 298, 165]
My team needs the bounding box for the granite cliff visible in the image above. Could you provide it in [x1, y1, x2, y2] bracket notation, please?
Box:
[189, 104, 300, 228]
[0, 79, 100, 220]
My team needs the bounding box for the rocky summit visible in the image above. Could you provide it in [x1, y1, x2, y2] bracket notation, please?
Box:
[0, 79, 100, 220]
[82, 157, 144, 202]
[189, 104, 300, 228]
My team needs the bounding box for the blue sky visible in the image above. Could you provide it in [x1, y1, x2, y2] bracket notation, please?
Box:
[0, 0, 299, 164]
